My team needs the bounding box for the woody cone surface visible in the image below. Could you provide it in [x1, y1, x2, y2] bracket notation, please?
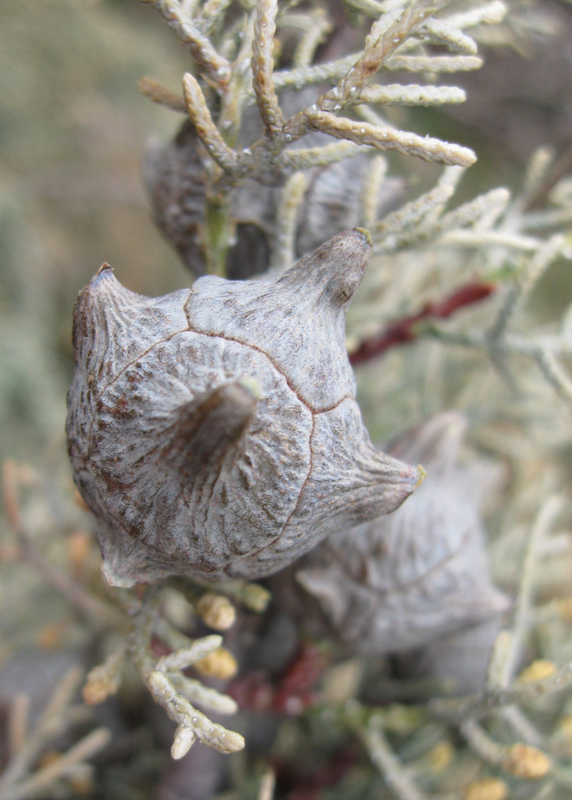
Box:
[67, 230, 422, 586]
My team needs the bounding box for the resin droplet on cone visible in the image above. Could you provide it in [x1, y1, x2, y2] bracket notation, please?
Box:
[66, 230, 422, 586]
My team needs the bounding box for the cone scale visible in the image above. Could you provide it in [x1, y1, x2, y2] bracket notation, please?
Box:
[66, 230, 422, 586]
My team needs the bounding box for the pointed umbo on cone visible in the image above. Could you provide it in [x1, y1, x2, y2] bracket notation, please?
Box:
[66, 229, 423, 586]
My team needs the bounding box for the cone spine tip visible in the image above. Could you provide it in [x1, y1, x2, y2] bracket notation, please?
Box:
[415, 464, 427, 488]
[354, 227, 372, 247]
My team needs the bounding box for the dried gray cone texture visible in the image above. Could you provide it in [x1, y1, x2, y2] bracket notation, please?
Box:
[66, 229, 422, 587]
[144, 119, 404, 278]
[295, 412, 510, 656]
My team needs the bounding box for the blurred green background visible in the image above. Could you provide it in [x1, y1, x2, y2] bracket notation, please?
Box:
[0, 0, 200, 463]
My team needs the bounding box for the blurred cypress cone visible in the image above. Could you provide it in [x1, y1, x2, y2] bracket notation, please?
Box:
[143, 102, 404, 279]
[278, 413, 509, 685]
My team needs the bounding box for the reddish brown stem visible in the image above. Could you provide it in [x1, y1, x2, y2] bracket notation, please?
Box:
[349, 281, 496, 366]
[229, 642, 329, 715]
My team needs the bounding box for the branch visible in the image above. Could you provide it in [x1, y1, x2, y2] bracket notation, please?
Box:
[357, 83, 466, 106]
[251, 0, 284, 138]
[350, 282, 496, 365]
[129, 591, 244, 758]
[1, 461, 125, 630]
[143, 0, 231, 88]
[363, 716, 428, 800]
[138, 77, 187, 113]
[183, 73, 239, 173]
[307, 110, 476, 167]
[270, 172, 306, 273]
[429, 660, 572, 723]
[0, 667, 110, 800]
[332, 1, 453, 106]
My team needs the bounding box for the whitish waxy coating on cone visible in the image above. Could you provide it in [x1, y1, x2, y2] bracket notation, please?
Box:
[296, 412, 509, 655]
[66, 229, 422, 586]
